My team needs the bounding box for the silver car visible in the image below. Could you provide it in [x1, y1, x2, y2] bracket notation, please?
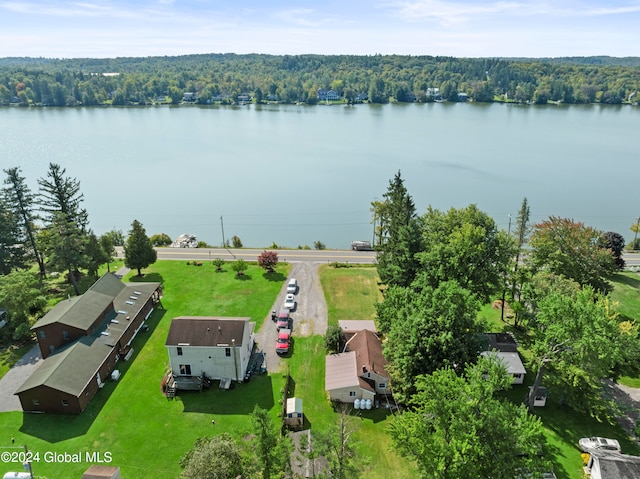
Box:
[578, 436, 621, 453]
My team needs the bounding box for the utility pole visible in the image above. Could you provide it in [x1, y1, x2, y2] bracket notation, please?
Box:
[24, 444, 34, 479]
[220, 216, 226, 248]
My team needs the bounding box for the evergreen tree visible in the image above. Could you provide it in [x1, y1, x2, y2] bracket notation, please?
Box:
[0, 199, 26, 274]
[376, 171, 422, 287]
[3, 167, 46, 276]
[38, 162, 88, 230]
[40, 212, 89, 295]
[99, 233, 117, 273]
[124, 219, 157, 276]
[85, 231, 110, 279]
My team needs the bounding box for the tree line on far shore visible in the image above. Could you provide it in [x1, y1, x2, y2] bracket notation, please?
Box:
[1, 54, 639, 107]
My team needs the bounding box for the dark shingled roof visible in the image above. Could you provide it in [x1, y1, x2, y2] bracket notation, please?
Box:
[166, 317, 252, 347]
[594, 452, 640, 479]
[14, 338, 112, 396]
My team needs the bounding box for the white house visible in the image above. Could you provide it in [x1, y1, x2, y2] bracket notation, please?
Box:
[325, 329, 389, 404]
[165, 317, 255, 382]
[480, 350, 527, 385]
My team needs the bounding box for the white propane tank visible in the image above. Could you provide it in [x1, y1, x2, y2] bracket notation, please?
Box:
[353, 399, 361, 409]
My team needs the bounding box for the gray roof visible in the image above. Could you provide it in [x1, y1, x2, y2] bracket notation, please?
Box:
[339, 320, 377, 333]
[593, 452, 640, 479]
[481, 351, 527, 375]
[18, 274, 160, 397]
[32, 273, 159, 332]
[166, 317, 253, 347]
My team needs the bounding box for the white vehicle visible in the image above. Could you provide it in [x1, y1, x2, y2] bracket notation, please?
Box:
[287, 278, 298, 294]
[284, 293, 296, 310]
[578, 436, 621, 453]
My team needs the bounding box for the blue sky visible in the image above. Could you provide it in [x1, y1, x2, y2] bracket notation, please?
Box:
[0, 0, 638, 58]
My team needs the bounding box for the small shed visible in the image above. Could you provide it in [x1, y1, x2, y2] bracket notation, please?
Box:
[285, 397, 303, 430]
[528, 386, 549, 407]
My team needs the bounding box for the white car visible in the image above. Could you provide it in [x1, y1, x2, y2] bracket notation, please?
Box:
[578, 436, 621, 453]
[284, 293, 296, 310]
[287, 278, 298, 294]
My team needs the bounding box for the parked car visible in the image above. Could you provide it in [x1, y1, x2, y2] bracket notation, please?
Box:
[578, 436, 621, 453]
[276, 328, 291, 354]
[287, 278, 298, 294]
[284, 293, 296, 310]
[276, 309, 289, 330]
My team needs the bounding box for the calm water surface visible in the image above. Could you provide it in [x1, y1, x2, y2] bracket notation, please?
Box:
[1, 103, 638, 248]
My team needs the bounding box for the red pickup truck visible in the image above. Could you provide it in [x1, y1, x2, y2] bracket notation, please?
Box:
[276, 328, 291, 355]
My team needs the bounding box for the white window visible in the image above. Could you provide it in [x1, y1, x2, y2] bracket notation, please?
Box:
[378, 383, 386, 389]
[38, 330, 46, 339]
[177, 347, 183, 356]
[61, 399, 69, 407]
[349, 391, 356, 397]
[225, 348, 231, 357]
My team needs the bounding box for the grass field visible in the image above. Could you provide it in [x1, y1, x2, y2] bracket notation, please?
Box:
[319, 265, 382, 324]
[1, 264, 639, 478]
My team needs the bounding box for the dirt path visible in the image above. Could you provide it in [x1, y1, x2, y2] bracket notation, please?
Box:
[254, 262, 328, 374]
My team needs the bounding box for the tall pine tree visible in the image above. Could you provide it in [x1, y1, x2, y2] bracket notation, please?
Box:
[3, 167, 46, 276]
[38, 163, 88, 230]
[375, 171, 422, 287]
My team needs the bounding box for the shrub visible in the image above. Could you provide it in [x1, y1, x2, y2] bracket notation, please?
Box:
[314, 240, 326, 250]
[257, 250, 279, 273]
[330, 262, 352, 268]
[231, 235, 243, 248]
[197, 240, 209, 248]
[150, 233, 172, 247]
[212, 258, 225, 271]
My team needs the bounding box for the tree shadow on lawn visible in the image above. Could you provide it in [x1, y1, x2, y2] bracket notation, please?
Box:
[19, 309, 167, 442]
[263, 271, 287, 282]
[614, 272, 640, 289]
[128, 272, 164, 284]
[234, 274, 252, 281]
[179, 374, 275, 414]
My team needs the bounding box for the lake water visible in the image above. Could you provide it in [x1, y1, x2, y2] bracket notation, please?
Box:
[1, 102, 638, 249]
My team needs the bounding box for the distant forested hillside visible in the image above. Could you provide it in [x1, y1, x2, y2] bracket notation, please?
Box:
[0, 53, 638, 106]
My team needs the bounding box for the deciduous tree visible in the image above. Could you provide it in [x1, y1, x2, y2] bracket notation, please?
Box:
[257, 250, 278, 273]
[529, 216, 616, 293]
[390, 357, 548, 479]
[377, 281, 482, 401]
[124, 219, 157, 276]
[599, 231, 625, 270]
[180, 434, 246, 479]
[231, 258, 247, 276]
[0, 270, 47, 341]
[526, 286, 627, 415]
[414, 204, 512, 303]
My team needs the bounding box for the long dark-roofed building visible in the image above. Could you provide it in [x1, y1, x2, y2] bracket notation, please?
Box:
[15, 273, 161, 414]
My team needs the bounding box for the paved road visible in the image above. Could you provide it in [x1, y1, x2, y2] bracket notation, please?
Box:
[116, 246, 377, 264]
[0, 345, 42, 412]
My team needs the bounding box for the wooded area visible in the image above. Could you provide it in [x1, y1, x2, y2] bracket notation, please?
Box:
[1, 54, 639, 106]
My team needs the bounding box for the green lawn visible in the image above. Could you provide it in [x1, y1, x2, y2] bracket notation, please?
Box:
[319, 265, 382, 325]
[0, 260, 287, 479]
[2, 264, 639, 478]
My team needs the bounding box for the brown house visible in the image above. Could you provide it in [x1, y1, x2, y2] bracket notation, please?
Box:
[15, 273, 161, 414]
[325, 329, 389, 404]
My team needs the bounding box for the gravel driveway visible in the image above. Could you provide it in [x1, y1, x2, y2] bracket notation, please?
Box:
[254, 262, 328, 374]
